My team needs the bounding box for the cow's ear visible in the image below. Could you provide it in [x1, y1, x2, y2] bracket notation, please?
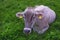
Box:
[16, 12, 24, 18]
[35, 14, 43, 19]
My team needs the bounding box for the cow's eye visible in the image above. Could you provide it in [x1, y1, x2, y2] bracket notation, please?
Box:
[32, 16, 35, 19]
[33, 16, 35, 18]
[33, 15, 35, 18]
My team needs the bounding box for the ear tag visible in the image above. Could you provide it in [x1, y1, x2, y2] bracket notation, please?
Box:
[19, 16, 23, 18]
[38, 16, 42, 19]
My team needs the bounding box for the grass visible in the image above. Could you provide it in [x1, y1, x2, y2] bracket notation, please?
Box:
[0, 0, 60, 40]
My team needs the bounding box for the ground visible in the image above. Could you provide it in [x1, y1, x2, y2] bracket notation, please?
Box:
[0, 0, 60, 40]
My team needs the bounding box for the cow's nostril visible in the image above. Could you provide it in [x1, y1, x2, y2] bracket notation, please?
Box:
[23, 28, 31, 34]
[24, 30, 30, 34]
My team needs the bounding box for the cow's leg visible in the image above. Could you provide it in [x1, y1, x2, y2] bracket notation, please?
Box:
[33, 25, 49, 34]
[38, 25, 49, 34]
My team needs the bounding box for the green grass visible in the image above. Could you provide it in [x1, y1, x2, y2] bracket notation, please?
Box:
[0, 0, 60, 40]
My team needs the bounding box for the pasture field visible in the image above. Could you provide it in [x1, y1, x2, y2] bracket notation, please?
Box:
[0, 0, 60, 40]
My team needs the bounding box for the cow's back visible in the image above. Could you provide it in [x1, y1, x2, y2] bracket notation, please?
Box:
[43, 6, 56, 24]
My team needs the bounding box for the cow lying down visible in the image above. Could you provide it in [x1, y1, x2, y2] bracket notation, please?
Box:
[16, 5, 56, 34]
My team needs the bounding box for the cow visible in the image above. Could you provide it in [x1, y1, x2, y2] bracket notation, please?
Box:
[16, 5, 56, 34]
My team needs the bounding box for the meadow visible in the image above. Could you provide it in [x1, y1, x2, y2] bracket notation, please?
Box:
[0, 0, 60, 40]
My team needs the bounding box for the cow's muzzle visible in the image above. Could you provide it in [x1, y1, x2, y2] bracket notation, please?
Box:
[23, 28, 31, 34]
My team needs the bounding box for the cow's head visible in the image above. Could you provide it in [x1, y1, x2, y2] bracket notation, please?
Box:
[16, 7, 44, 34]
